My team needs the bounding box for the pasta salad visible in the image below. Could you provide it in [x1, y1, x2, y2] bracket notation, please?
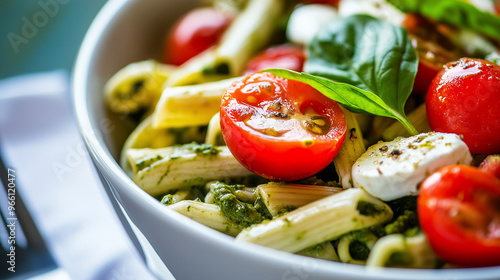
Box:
[103, 0, 500, 269]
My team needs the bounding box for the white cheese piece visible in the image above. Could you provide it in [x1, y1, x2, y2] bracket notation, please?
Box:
[286, 4, 337, 46]
[338, 0, 406, 26]
[352, 132, 472, 201]
[466, 0, 496, 14]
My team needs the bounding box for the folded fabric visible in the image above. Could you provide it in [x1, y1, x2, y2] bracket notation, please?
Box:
[0, 71, 162, 280]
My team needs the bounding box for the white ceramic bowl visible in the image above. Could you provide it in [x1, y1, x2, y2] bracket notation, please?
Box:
[72, 0, 500, 279]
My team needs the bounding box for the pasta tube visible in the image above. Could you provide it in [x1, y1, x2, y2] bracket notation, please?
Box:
[366, 233, 439, 268]
[236, 188, 393, 253]
[165, 0, 284, 87]
[257, 182, 343, 217]
[127, 143, 254, 196]
[153, 77, 240, 128]
[333, 107, 366, 189]
[204, 113, 225, 146]
[168, 200, 244, 236]
[297, 242, 340, 262]
[337, 232, 378, 265]
[104, 60, 175, 114]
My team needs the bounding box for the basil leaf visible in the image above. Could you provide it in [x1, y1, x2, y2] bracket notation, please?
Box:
[265, 69, 398, 116]
[279, 14, 417, 135]
[305, 14, 417, 116]
[266, 69, 417, 135]
[388, 0, 500, 39]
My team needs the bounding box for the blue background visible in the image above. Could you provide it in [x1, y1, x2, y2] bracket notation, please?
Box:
[1, 0, 108, 79]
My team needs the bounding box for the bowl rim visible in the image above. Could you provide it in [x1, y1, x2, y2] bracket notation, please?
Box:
[71, 0, 500, 279]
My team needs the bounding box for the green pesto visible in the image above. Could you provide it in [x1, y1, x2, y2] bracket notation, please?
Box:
[384, 210, 419, 236]
[356, 201, 387, 217]
[386, 196, 417, 217]
[296, 176, 342, 188]
[212, 182, 266, 228]
[202, 62, 230, 76]
[170, 142, 222, 160]
[160, 194, 175, 205]
[386, 251, 413, 267]
[160, 186, 206, 205]
[254, 197, 273, 220]
[277, 205, 297, 216]
[135, 155, 163, 171]
[349, 240, 371, 261]
[156, 163, 172, 186]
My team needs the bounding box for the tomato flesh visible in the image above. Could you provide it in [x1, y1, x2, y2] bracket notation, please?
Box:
[418, 165, 500, 267]
[220, 72, 347, 181]
[426, 58, 500, 154]
[163, 7, 232, 65]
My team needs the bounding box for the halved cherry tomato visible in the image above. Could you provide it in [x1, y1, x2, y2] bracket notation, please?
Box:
[426, 58, 500, 154]
[244, 45, 306, 75]
[418, 165, 500, 267]
[163, 7, 233, 65]
[220, 72, 347, 181]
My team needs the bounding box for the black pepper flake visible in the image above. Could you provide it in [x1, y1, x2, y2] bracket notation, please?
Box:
[350, 128, 357, 141]
[414, 135, 427, 143]
[379, 145, 388, 152]
[390, 149, 403, 160]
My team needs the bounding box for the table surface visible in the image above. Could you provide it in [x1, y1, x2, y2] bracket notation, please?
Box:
[0, 0, 107, 80]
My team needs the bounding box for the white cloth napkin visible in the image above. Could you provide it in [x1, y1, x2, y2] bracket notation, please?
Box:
[0, 71, 164, 280]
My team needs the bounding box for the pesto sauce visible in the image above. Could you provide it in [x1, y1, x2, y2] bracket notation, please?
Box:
[384, 210, 419, 236]
[356, 201, 387, 217]
[386, 251, 413, 267]
[349, 240, 371, 261]
[172, 142, 222, 158]
[135, 155, 163, 171]
[212, 182, 266, 228]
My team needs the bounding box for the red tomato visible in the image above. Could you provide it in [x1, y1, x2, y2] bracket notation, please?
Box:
[220, 72, 347, 181]
[403, 14, 458, 95]
[496, 0, 500, 15]
[163, 8, 233, 66]
[479, 154, 500, 179]
[418, 165, 500, 267]
[426, 58, 500, 154]
[244, 45, 305, 75]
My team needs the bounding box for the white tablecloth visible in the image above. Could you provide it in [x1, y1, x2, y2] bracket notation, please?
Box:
[0, 71, 169, 280]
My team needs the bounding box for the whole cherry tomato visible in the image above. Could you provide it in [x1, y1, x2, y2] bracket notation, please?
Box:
[163, 7, 233, 65]
[244, 45, 306, 75]
[220, 72, 347, 181]
[426, 58, 500, 154]
[418, 165, 500, 267]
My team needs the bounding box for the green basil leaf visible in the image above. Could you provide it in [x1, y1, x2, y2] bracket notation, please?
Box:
[296, 14, 417, 135]
[388, 0, 500, 39]
[265, 69, 396, 116]
[265, 69, 417, 135]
